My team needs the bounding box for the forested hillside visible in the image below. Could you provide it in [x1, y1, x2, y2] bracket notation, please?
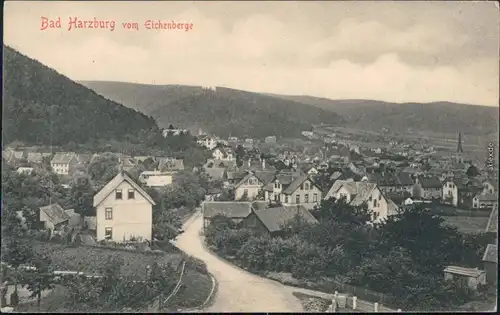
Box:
[80, 81, 342, 138]
[3, 46, 158, 146]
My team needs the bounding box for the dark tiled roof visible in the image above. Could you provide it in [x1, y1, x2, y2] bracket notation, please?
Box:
[482, 244, 498, 263]
[254, 205, 318, 232]
[157, 158, 184, 171]
[485, 206, 498, 233]
[203, 201, 253, 219]
[254, 171, 277, 185]
[205, 167, 226, 181]
[282, 175, 310, 194]
[39, 204, 71, 225]
[51, 152, 77, 164]
[418, 175, 442, 189]
[396, 172, 414, 186]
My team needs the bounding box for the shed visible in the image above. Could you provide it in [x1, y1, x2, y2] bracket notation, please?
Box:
[443, 266, 486, 290]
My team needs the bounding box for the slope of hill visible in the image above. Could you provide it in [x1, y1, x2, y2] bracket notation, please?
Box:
[80, 81, 342, 138]
[3, 46, 159, 146]
[267, 94, 498, 137]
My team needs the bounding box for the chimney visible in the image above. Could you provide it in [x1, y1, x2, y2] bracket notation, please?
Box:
[262, 158, 266, 169]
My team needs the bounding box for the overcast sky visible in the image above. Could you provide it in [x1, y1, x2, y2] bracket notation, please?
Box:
[4, 1, 499, 106]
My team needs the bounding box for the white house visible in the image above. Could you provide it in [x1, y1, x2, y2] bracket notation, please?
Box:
[264, 173, 322, 210]
[234, 171, 275, 201]
[212, 147, 234, 161]
[324, 180, 398, 223]
[16, 167, 34, 175]
[93, 171, 156, 242]
[481, 179, 497, 195]
[472, 193, 498, 209]
[51, 152, 78, 175]
[442, 179, 460, 207]
[197, 135, 218, 150]
[139, 170, 173, 187]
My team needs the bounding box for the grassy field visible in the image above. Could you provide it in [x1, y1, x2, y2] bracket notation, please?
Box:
[442, 216, 490, 234]
[32, 241, 183, 280]
[165, 268, 214, 310]
[15, 242, 214, 312]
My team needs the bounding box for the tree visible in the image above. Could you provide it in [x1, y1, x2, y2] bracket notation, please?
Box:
[68, 176, 95, 216]
[1, 238, 34, 304]
[235, 145, 245, 167]
[153, 209, 182, 241]
[21, 255, 55, 309]
[88, 154, 120, 184]
[313, 197, 373, 225]
[466, 164, 480, 177]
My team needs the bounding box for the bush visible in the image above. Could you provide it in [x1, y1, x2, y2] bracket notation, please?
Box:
[235, 237, 272, 272]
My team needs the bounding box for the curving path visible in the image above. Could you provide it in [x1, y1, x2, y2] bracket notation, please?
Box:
[174, 210, 313, 312]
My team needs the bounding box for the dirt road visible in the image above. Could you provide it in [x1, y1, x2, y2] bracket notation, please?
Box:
[174, 211, 307, 312]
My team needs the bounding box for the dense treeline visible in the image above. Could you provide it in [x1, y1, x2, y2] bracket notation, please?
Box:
[205, 199, 491, 311]
[81, 81, 342, 138]
[3, 46, 155, 146]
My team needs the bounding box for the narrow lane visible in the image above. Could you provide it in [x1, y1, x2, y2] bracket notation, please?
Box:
[174, 211, 305, 312]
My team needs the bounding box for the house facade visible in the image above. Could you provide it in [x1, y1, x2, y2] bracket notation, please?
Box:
[234, 172, 264, 200]
[472, 193, 498, 209]
[412, 175, 442, 200]
[197, 135, 218, 150]
[51, 152, 78, 175]
[264, 174, 322, 210]
[93, 172, 155, 242]
[212, 147, 234, 161]
[324, 181, 398, 223]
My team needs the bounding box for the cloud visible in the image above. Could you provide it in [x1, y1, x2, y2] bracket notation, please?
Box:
[3, 1, 499, 106]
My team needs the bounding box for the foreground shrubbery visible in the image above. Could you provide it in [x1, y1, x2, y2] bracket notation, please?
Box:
[205, 199, 491, 311]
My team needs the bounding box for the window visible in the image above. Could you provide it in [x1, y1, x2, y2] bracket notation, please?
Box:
[378, 194, 382, 200]
[296, 195, 300, 204]
[373, 212, 380, 220]
[128, 189, 135, 199]
[285, 195, 289, 203]
[300, 184, 304, 190]
[305, 194, 309, 203]
[369, 195, 372, 201]
[373, 199, 377, 207]
[313, 193, 318, 202]
[105, 227, 113, 240]
[304, 182, 310, 190]
[115, 189, 123, 200]
[105, 208, 113, 220]
[244, 189, 248, 195]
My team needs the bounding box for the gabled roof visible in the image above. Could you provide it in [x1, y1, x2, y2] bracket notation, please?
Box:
[253, 171, 277, 185]
[417, 175, 442, 189]
[157, 157, 184, 171]
[396, 172, 414, 186]
[485, 205, 497, 233]
[39, 203, 71, 225]
[325, 181, 378, 205]
[77, 153, 93, 164]
[202, 201, 253, 219]
[476, 193, 498, 202]
[234, 172, 263, 189]
[253, 205, 318, 233]
[205, 167, 226, 181]
[482, 244, 498, 263]
[443, 266, 485, 278]
[27, 152, 43, 163]
[51, 152, 77, 164]
[93, 171, 156, 207]
[282, 175, 312, 195]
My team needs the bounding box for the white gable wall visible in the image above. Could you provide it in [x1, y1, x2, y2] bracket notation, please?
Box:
[96, 180, 152, 242]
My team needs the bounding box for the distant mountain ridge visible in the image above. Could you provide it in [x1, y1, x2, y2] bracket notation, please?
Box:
[79, 81, 343, 138]
[3, 46, 159, 146]
[266, 94, 498, 137]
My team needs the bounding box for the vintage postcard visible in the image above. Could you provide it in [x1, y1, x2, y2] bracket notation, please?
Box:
[2, 1, 498, 313]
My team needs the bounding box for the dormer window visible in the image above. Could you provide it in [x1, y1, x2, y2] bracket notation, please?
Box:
[115, 189, 123, 200]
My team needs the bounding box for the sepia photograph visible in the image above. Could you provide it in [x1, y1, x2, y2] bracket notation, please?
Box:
[1, 1, 498, 313]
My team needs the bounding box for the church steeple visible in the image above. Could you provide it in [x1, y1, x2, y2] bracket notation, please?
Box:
[457, 132, 464, 154]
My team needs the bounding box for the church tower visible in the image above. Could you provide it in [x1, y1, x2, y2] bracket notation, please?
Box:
[455, 131, 464, 163]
